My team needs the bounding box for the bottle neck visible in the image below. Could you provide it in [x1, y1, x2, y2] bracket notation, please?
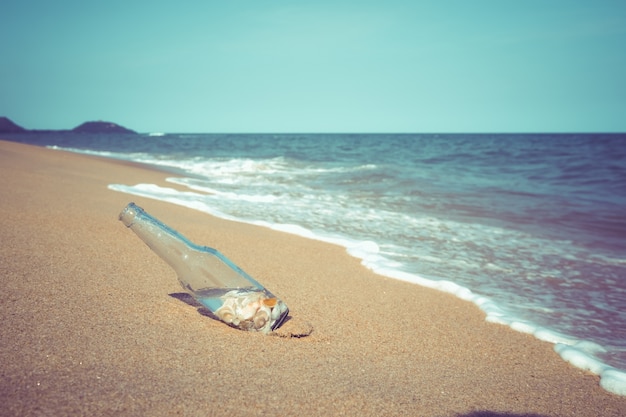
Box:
[119, 202, 267, 293]
[119, 203, 193, 274]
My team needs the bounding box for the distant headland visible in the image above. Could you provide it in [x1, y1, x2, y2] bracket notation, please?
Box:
[0, 117, 137, 134]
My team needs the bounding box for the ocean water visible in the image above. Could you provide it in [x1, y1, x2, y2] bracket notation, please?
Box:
[7, 132, 626, 395]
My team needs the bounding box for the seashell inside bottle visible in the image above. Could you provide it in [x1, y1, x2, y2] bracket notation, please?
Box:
[197, 288, 288, 333]
[119, 202, 289, 333]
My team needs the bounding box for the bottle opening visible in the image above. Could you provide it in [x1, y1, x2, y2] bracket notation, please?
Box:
[119, 202, 139, 227]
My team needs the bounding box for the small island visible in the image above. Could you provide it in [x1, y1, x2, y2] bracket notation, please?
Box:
[0, 117, 28, 133]
[72, 121, 137, 134]
[0, 117, 137, 134]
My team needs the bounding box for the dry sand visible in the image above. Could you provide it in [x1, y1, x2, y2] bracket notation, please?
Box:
[1, 139, 625, 417]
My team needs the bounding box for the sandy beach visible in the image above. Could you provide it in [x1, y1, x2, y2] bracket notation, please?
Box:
[1, 139, 624, 417]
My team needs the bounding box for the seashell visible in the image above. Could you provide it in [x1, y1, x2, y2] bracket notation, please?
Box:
[270, 304, 280, 320]
[240, 291, 261, 305]
[216, 304, 236, 324]
[262, 298, 278, 308]
[213, 288, 288, 333]
[253, 308, 270, 331]
[238, 318, 254, 331]
[238, 301, 260, 321]
[222, 289, 241, 300]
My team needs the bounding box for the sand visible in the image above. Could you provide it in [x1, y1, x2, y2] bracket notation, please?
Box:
[1, 139, 624, 417]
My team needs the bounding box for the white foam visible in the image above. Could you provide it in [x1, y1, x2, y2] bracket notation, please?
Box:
[108, 184, 236, 221]
[346, 240, 380, 259]
[167, 178, 280, 203]
[555, 343, 626, 396]
[600, 368, 626, 396]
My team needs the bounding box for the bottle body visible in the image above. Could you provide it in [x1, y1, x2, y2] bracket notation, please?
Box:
[119, 202, 288, 333]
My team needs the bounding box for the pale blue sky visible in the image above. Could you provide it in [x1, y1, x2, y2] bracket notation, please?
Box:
[1, 1, 625, 133]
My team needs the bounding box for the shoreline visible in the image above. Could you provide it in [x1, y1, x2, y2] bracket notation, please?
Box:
[103, 141, 626, 394]
[1, 139, 625, 416]
[108, 165, 626, 394]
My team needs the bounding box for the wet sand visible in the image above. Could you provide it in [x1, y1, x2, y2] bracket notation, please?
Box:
[1, 139, 624, 416]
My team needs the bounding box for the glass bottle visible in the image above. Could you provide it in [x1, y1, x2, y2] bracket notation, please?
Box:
[119, 202, 289, 333]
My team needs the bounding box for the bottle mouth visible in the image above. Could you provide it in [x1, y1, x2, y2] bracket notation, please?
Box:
[119, 202, 139, 227]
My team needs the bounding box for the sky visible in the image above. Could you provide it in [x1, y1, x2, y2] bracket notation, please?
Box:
[1, 1, 625, 133]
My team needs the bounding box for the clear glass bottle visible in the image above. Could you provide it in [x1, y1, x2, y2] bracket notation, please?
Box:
[119, 202, 289, 333]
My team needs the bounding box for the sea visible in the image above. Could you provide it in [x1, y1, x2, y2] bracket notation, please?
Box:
[6, 132, 626, 395]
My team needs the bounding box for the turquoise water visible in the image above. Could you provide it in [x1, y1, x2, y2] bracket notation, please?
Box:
[7, 132, 626, 394]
